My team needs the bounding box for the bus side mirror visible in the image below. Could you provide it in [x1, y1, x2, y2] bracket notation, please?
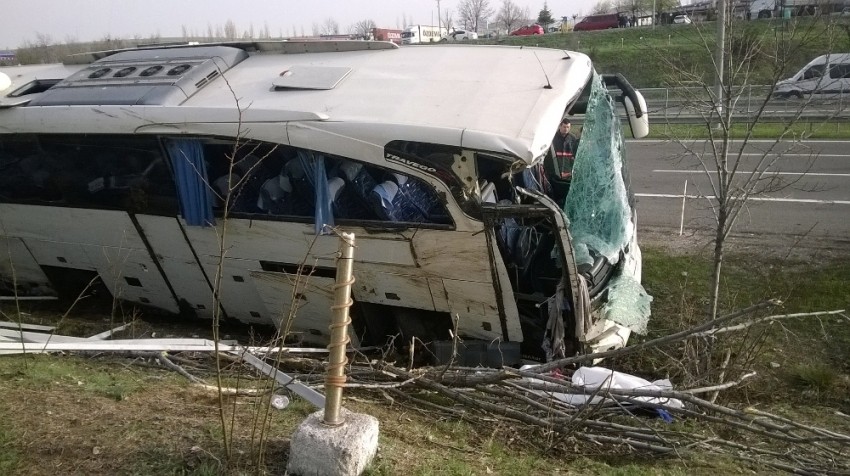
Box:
[602, 73, 649, 139]
[624, 91, 649, 139]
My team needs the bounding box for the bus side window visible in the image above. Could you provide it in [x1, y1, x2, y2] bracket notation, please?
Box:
[2, 135, 178, 215]
[192, 140, 450, 226]
[0, 136, 62, 203]
[326, 155, 450, 225]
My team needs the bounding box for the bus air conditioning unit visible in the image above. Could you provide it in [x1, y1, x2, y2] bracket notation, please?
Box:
[28, 46, 248, 107]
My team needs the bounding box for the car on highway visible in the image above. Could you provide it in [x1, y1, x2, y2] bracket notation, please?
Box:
[510, 24, 544, 36]
[446, 29, 478, 41]
[574, 13, 620, 31]
[673, 14, 693, 24]
[774, 53, 850, 98]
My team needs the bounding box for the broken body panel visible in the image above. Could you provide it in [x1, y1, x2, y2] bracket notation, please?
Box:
[0, 41, 650, 364]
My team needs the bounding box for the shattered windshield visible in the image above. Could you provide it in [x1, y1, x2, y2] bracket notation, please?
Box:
[564, 71, 632, 268]
[562, 70, 651, 335]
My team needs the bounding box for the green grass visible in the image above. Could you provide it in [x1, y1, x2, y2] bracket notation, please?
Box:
[786, 364, 840, 392]
[0, 354, 151, 400]
[0, 421, 21, 476]
[491, 16, 850, 88]
[642, 247, 850, 330]
[486, 18, 850, 140]
[639, 245, 850, 398]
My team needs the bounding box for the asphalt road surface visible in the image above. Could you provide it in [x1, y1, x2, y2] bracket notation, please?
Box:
[626, 139, 850, 240]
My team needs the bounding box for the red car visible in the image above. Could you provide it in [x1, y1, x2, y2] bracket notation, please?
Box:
[510, 24, 544, 36]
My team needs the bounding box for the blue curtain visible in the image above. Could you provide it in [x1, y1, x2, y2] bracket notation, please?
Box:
[166, 139, 215, 227]
[296, 150, 333, 235]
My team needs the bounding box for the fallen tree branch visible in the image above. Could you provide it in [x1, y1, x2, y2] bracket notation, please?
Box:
[530, 299, 781, 373]
[694, 309, 846, 337]
[154, 351, 202, 384]
[680, 371, 757, 395]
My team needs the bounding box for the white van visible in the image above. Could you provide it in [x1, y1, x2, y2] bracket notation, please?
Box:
[0, 41, 649, 364]
[775, 53, 850, 98]
[445, 29, 479, 41]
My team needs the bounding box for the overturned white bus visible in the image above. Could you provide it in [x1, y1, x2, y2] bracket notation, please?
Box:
[0, 41, 651, 364]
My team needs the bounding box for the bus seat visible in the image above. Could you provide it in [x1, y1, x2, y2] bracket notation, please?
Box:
[390, 173, 446, 223]
[327, 176, 345, 210]
[337, 160, 380, 220]
[340, 160, 377, 199]
[235, 154, 260, 176]
[282, 157, 315, 216]
[257, 176, 287, 213]
[212, 174, 240, 206]
[370, 180, 427, 223]
[479, 180, 497, 203]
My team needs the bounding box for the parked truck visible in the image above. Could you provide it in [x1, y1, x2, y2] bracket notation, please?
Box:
[371, 27, 402, 45]
[401, 25, 448, 44]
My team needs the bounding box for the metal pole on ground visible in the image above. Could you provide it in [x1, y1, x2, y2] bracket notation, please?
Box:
[324, 232, 356, 426]
[288, 230, 378, 476]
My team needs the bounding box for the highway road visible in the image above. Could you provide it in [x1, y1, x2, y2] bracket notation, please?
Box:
[626, 139, 850, 240]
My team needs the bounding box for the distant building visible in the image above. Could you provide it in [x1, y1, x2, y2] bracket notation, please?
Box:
[0, 50, 15, 62]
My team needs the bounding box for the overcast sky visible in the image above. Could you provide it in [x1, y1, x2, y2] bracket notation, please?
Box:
[1, 0, 586, 49]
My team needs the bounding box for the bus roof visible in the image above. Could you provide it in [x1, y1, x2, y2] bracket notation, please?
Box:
[0, 41, 593, 164]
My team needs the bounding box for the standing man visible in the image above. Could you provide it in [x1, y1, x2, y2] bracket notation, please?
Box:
[545, 118, 579, 204]
[550, 118, 578, 179]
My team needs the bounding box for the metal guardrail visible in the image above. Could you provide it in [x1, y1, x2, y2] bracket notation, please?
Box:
[638, 86, 850, 123]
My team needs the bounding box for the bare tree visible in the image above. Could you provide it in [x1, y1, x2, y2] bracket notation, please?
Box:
[656, 10, 840, 376]
[321, 17, 340, 35]
[352, 19, 377, 39]
[496, 0, 523, 34]
[520, 6, 531, 23]
[442, 9, 455, 33]
[592, 1, 613, 14]
[616, 0, 648, 18]
[223, 20, 238, 40]
[656, 0, 680, 14]
[458, 0, 494, 31]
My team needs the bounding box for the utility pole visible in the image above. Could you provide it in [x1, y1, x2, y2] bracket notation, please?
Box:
[437, 0, 442, 30]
